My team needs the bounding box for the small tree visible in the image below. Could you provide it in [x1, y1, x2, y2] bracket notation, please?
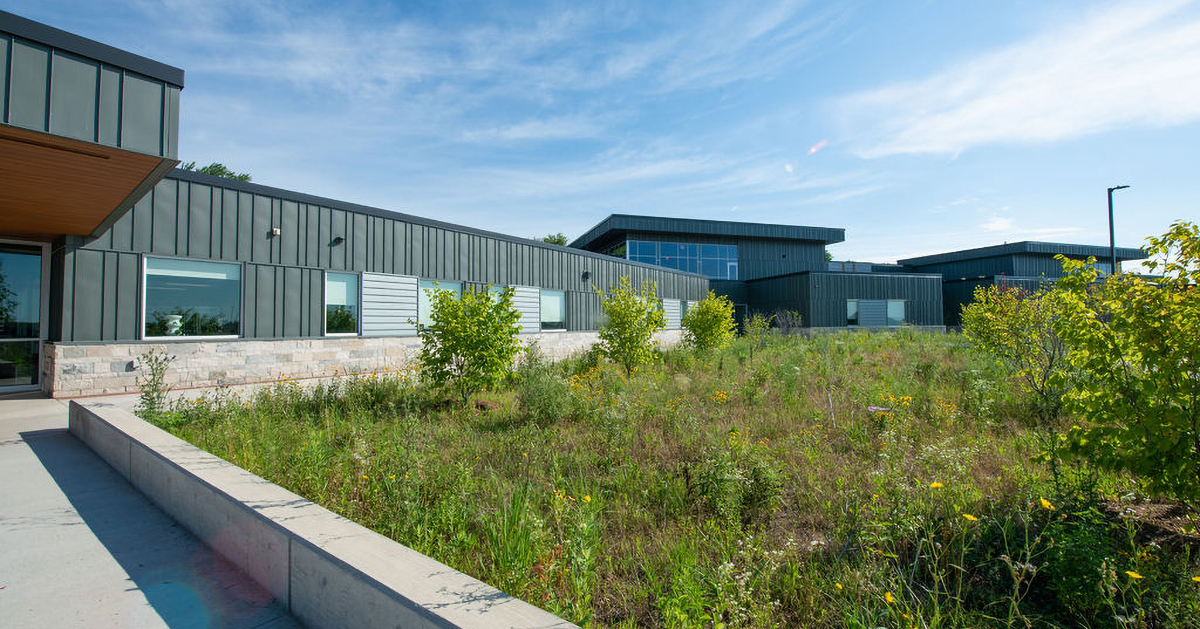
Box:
[682, 290, 737, 352]
[181, 161, 251, 182]
[541, 233, 569, 246]
[961, 283, 1071, 421]
[596, 277, 665, 375]
[1053, 221, 1200, 503]
[418, 285, 522, 406]
[743, 311, 775, 360]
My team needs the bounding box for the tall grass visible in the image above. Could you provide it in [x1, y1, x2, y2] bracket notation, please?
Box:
[159, 332, 1200, 628]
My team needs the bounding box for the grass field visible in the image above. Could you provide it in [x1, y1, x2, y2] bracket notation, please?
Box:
[156, 330, 1200, 628]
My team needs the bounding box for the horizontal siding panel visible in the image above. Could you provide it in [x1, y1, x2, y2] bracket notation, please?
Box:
[361, 272, 418, 337]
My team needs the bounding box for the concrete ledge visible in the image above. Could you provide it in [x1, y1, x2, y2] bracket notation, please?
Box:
[68, 401, 578, 629]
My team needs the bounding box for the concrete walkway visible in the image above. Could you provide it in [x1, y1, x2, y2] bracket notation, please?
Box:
[0, 392, 303, 628]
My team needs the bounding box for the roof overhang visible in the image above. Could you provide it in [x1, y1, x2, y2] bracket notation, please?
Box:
[0, 123, 177, 240]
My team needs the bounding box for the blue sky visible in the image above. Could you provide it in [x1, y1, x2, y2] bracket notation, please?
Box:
[11, 0, 1200, 264]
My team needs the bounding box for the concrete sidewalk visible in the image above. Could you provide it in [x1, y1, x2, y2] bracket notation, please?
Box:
[0, 392, 303, 628]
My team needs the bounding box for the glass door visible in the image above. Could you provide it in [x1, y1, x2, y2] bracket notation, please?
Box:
[0, 244, 44, 389]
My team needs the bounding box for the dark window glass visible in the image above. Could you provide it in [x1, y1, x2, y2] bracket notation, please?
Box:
[144, 258, 241, 337]
[701, 259, 722, 277]
[847, 300, 859, 326]
[700, 244, 721, 258]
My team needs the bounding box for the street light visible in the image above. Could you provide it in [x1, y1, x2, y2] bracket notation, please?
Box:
[1107, 185, 1130, 274]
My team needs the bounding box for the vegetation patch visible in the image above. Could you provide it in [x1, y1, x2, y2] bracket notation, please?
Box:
[154, 330, 1200, 628]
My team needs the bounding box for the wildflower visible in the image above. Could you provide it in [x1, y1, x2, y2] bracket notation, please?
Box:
[929, 482, 944, 489]
[1125, 571, 1143, 580]
[962, 514, 978, 522]
[1040, 497, 1055, 511]
[885, 591, 895, 604]
[583, 495, 592, 503]
[835, 582, 843, 590]
[389, 474, 395, 480]
[361, 474, 368, 479]
[1192, 576, 1200, 582]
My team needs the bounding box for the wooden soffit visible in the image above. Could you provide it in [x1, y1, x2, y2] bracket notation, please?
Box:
[0, 123, 176, 240]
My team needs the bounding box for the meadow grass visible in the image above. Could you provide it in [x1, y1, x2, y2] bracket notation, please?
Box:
[160, 330, 1200, 628]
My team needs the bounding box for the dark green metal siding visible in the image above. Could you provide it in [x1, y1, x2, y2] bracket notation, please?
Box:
[0, 28, 180, 158]
[747, 273, 943, 327]
[737, 239, 826, 280]
[571, 214, 844, 251]
[56, 174, 708, 341]
[904, 255, 1015, 280]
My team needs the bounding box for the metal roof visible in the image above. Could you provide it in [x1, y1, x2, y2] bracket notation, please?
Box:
[165, 170, 707, 278]
[899, 241, 1147, 267]
[1, 10, 185, 87]
[569, 214, 846, 250]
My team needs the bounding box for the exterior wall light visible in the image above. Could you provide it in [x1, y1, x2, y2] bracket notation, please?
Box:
[330, 236, 345, 246]
[581, 270, 591, 282]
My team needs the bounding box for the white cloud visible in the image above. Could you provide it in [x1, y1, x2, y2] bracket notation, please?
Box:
[982, 216, 1013, 231]
[839, 0, 1200, 157]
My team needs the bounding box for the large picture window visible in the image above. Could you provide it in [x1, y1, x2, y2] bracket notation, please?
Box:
[144, 257, 241, 338]
[418, 280, 462, 325]
[887, 300, 906, 327]
[325, 272, 359, 335]
[540, 289, 566, 330]
[626, 239, 735, 279]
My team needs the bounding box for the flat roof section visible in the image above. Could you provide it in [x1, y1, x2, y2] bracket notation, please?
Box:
[0, 10, 184, 87]
[899, 241, 1147, 267]
[570, 214, 846, 251]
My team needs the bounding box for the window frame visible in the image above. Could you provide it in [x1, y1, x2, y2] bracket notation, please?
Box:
[141, 255, 243, 340]
[886, 299, 906, 327]
[846, 299, 859, 326]
[324, 271, 361, 336]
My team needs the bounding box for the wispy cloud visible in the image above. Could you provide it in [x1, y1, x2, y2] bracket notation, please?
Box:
[838, 0, 1200, 157]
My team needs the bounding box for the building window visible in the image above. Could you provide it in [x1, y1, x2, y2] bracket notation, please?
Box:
[846, 300, 858, 326]
[418, 280, 462, 325]
[325, 272, 359, 335]
[144, 257, 241, 338]
[887, 300, 906, 326]
[540, 289, 566, 330]
[628, 239, 737, 279]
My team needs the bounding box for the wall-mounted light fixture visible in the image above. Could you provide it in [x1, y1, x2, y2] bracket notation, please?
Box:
[270, 227, 281, 237]
[330, 236, 345, 246]
[581, 270, 591, 282]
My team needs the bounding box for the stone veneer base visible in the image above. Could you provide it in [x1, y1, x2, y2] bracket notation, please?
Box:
[45, 330, 684, 398]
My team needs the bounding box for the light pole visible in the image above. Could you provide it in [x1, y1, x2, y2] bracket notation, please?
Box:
[1107, 185, 1129, 274]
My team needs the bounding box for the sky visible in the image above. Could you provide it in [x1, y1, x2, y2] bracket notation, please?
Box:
[9, 0, 1200, 264]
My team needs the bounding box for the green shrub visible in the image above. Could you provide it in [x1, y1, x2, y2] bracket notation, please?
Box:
[596, 276, 666, 375]
[516, 347, 573, 426]
[693, 429, 781, 525]
[682, 291, 737, 352]
[1054, 221, 1200, 502]
[418, 285, 522, 406]
[135, 348, 175, 425]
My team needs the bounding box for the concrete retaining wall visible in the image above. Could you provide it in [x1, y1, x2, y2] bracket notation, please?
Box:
[68, 401, 578, 629]
[46, 329, 685, 398]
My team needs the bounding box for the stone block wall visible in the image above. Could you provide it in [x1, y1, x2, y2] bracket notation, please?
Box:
[44, 329, 684, 398]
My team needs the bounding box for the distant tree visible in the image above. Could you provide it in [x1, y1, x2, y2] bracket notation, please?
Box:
[181, 161, 251, 182]
[596, 277, 665, 375]
[824, 250, 833, 262]
[542, 233, 569, 246]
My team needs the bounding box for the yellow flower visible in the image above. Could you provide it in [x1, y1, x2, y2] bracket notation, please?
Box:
[361, 474, 368, 479]
[885, 591, 895, 604]
[1040, 497, 1055, 511]
[583, 495, 592, 503]
[929, 482, 944, 489]
[963, 514, 978, 522]
[389, 474, 395, 480]
[835, 582, 843, 590]
[1125, 571, 1143, 580]
[1192, 576, 1200, 582]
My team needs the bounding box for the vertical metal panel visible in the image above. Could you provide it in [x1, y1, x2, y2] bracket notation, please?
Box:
[662, 299, 682, 329]
[97, 65, 120, 146]
[361, 272, 418, 337]
[220, 189, 238, 260]
[250, 195, 270, 263]
[0, 35, 9, 123]
[101, 251, 117, 338]
[252, 264, 275, 338]
[164, 85, 180, 159]
[8, 38, 49, 130]
[280, 200, 298, 266]
[307, 269, 323, 336]
[150, 178, 176, 254]
[510, 286, 540, 334]
[352, 213, 367, 270]
[330, 209, 347, 270]
[131, 190, 152, 251]
[116, 252, 138, 339]
[119, 72, 163, 155]
[71, 248, 103, 341]
[242, 261, 256, 337]
[236, 191, 253, 260]
[48, 50, 97, 141]
[283, 266, 301, 337]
